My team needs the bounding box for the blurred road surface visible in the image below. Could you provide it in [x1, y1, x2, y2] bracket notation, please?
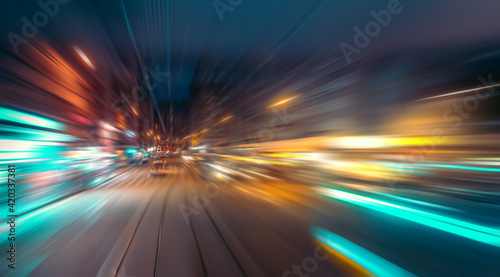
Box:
[1, 158, 499, 277]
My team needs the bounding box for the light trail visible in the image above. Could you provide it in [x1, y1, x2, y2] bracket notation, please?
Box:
[315, 187, 500, 247]
[416, 83, 500, 101]
[73, 46, 96, 70]
[311, 226, 415, 277]
[0, 107, 66, 131]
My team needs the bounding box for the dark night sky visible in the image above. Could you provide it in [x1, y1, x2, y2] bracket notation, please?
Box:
[1, 0, 500, 103]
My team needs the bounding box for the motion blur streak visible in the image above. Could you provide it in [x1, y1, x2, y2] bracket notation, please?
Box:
[316, 187, 500, 247]
[0, 107, 66, 131]
[311, 226, 416, 277]
[1, 0, 500, 276]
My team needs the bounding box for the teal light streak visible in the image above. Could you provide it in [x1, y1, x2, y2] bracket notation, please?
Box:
[0, 107, 65, 131]
[0, 125, 74, 142]
[376, 162, 500, 173]
[311, 226, 415, 277]
[428, 164, 500, 172]
[370, 191, 457, 212]
[316, 187, 500, 247]
[125, 148, 137, 155]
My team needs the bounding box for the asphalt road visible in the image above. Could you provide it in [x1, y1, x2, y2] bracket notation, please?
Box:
[0, 158, 499, 276]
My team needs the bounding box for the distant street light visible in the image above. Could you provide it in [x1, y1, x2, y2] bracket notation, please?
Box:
[268, 95, 300, 109]
[73, 46, 96, 70]
[132, 107, 139, 116]
[219, 115, 233, 123]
